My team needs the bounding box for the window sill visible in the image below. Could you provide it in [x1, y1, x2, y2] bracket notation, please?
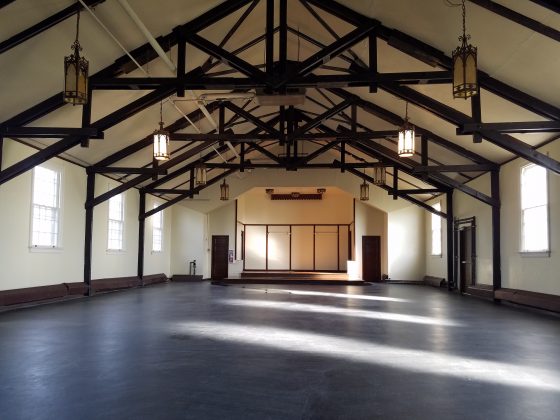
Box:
[431, 254, 442, 258]
[106, 249, 126, 254]
[29, 246, 63, 253]
[151, 250, 163, 254]
[519, 251, 550, 258]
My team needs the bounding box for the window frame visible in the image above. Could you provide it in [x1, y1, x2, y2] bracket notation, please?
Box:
[107, 193, 125, 252]
[29, 165, 63, 251]
[519, 163, 550, 256]
[151, 203, 163, 253]
[431, 201, 442, 257]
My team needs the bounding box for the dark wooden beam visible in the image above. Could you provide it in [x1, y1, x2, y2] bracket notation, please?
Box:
[446, 190, 454, 290]
[147, 189, 191, 194]
[0, 127, 102, 139]
[468, 0, 560, 43]
[0, 0, 105, 55]
[266, 0, 274, 77]
[275, 24, 376, 88]
[175, 27, 186, 97]
[224, 102, 280, 136]
[413, 164, 497, 173]
[88, 167, 168, 175]
[279, 0, 288, 78]
[528, 0, 560, 14]
[142, 169, 236, 219]
[296, 100, 354, 135]
[186, 33, 268, 83]
[138, 192, 146, 283]
[388, 188, 444, 195]
[84, 172, 95, 296]
[348, 167, 447, 218]
[381, 82, 560, 175]
[458, 121, 560, 134]
[491, 170, 501, 292]
[88, 142, 213, 208]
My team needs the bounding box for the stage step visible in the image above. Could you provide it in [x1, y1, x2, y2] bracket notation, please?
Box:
[240, 271, 349, 280]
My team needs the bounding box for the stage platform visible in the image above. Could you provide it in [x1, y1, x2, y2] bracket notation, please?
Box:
[214, 271, 368, 286]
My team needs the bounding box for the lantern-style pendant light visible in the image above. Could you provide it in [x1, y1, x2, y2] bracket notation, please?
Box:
[153, 101, 170, 161]
[372, 166, 386, 186]
[398, 102, 415, 157]
[195, 162, 207, 185]
[452, 0, 478, 99]
[64, 10, 89, 105]
[220, 178, 230, 201]
[360, 179, 369, 201]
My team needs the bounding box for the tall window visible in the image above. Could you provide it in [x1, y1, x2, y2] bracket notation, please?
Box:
[152, 204, 163, 252]
[521, 164, 548, 253]
[31, 166, 61, 248]
[107, 194, 124, 250]
[431, 202, 442, 255]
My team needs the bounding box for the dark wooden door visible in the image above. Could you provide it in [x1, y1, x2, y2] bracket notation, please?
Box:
[362, 236, 381, 282]
[211, 235, 229, 280]
[459, 228, 474, 292]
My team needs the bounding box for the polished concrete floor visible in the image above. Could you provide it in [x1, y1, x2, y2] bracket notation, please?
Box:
[1, 282, 559, 420]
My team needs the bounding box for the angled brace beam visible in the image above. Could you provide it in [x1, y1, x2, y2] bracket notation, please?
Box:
[413, 164, 498, 173]
[185, 33, 268, 84]
[296, 141, 339, 165]
[252, 143, 283, 164]
[275, 24, 377, 88]
[347, 167, 447, 218]
[142, 169, 237, 219]
[528, 0, 560, 14]
[146, 189, 190, 194]
[224, 102, 280, 136]
[328, 88, 494, 166]
[382, 82, 560, 175]
[87, 142, 213, 208]
[458, 121, 560, 134]
[348, 140, 497, 207]
[94, 101, 220, 168]
[295, 100, 354, 135]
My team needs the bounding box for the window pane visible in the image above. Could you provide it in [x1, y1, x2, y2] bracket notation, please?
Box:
[31, 166, 60, 247]
[522, 206, 548, 252]
[432, 230, 441, 255]
[108, 194, 123, 221]
[521, 165, 547, 209]
[108, 220, 123, 250]
[33, 167, 59, 207]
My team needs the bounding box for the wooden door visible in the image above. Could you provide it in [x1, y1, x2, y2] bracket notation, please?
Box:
[211, 235, 229, 280]
[362, 236, 381, 282]
[459, 228, 474, 292]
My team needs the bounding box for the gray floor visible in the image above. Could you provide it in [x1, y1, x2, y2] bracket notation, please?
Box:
[1, 282, 559, 420]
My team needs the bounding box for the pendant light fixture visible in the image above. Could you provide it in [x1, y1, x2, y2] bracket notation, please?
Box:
[360, 177, 369, 201]
[195, 161, 207, 185]
[372, 166, 386, 186]
[452, 0, 478, 99]
[220, 178, 230, 201]
[398, 102, 415, 157]
[153, 101, 170, 161]
[64, 10, 89, 105]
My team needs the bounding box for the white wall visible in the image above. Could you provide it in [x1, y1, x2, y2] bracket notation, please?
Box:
[500, 141, 560, 295]
[0, 142, 85, 290]
[170, 205, 207, 277]
[0, 141, 175, 291]
[354, 200, 388, 278]
[388, 205, 425, 280]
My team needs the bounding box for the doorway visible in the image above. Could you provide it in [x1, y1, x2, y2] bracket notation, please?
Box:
[211, 235, 229, 280]
[362, 236, 381, 282]
[454, 218, 476, 293]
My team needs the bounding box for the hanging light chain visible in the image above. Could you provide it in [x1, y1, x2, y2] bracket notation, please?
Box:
[460, 0, 470, 44]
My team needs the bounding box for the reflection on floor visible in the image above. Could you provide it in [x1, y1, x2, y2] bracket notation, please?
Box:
[1, 282, 559, 419]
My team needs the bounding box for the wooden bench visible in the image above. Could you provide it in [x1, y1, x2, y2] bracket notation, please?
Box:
[0, 284, 68, 306]
[423, 276, 446, 287]
[495, 288, 560, 313]
[91, 276, 140, 292]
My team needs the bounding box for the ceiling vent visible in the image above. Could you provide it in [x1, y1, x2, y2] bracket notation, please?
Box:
[256, 88, 306, 106]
